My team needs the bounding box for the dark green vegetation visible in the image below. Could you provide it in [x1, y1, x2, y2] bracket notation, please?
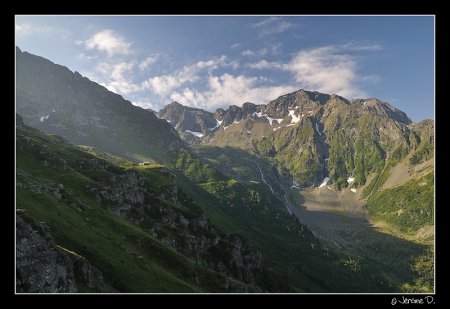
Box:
[17, 117, 413, 292]
[192, 145, 290, 198]
[402, 247, 434, 293]
[171, 148, 406, 292]
[365, 172, 434, 233]
[17, 119, 275, 292]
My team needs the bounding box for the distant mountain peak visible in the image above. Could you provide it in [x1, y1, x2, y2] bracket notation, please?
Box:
[351, 98, 412, 124]
[159, 88, 415, 145]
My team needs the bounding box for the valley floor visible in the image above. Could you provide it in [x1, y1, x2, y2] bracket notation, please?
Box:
[289, 187, 434, 292]
[290, 187, 368, 251]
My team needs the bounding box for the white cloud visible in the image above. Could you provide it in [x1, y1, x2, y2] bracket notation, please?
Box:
[253, 17, 279, 28]
[149, 41, 381, 109]
[246, 60, 283, 70]
[131, 100, 158, 110]
[230, 43, 241, 49]
[241, 48, 269, 57]
[252, 17, 293, 37]
[15, 24, 30, 34]
[286, 46, 368, 98]
[139, 55, 158, 71]
[340, 42, 383, 52]
[245, 43, 381, 99]
[142, 75, 183, 97]
[242, 50, 255, 57]
[15, 23, 70, 39]
[95, 61, 141, 95]
[229, 60, 240, 70]
[360, 75, 381, 83]
[170, 73, 297, 110]
[142, 56, 228, 96]
[78, 53, 96, 60]
[84, 29, 131, 57]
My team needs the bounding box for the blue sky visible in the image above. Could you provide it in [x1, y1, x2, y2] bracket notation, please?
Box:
[15, 15, 434, 121]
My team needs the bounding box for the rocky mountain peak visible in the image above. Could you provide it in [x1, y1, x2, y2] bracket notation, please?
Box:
[158, 87, 416, 147]
[351, 98, 412, 124]
[166, 101, 184, 109]
[158, 101, 217, 144]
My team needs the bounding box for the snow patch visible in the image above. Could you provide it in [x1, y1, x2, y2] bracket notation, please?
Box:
[315, 123, 322, 136]
[347, 176, 355, 184]
[246, 130, 251, 134]
[325, 158, 329, 162]
[291, 184, 300, 189]
[223, 125, 229, 130]
[288, 110, 300, 124]
[327, 186, 332, 190]
[265, 115, 275, 125]
[252, 112, 263, 118]
[319, 177, 330, 188]
[285, 123, 295, 127]
[233, 119, 240, 124]
[295, 106, 299, 109]
[351, 188, 357, 193]
[185, 130, 204, 137]
[209, 119, 222, 131]
[363, 101, 368, 106]
[165, 119, 171, 123]
[40, 115, 50, 122]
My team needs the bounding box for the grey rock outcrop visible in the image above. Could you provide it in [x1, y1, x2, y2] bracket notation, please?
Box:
[95, 168, 266, 290]
[16, 209, 109, 293]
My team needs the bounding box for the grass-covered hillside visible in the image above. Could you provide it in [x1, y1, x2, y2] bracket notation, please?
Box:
[16, 115, 282, 292]
[170, 147, 426, 292]
[16, 114, 414, 292]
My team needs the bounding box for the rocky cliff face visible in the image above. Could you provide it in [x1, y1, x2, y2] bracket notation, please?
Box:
[161, 89, 430, 190]
[16, 117, 271, 292]
[16, 209, 109, 293]
[158, 102, 217, 144]
[95, 168, 265, 289]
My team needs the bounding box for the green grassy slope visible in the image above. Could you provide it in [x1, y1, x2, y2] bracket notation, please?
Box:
[172, 148, 410, 292]
[16, 120, 271, 292]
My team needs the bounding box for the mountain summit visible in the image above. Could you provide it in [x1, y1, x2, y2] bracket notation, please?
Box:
[16, 48, 183, 163]
[158, 102, 217, 144]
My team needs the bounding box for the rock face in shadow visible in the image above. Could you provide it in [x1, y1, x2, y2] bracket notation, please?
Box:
[96, 169, 265, 290]
[158, 102, 217, 144]
[16, 47, 183, 163]
[16, 209, 109, 293]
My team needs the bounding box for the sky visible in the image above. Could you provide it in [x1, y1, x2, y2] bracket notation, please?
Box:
[15, 15, 434, 122]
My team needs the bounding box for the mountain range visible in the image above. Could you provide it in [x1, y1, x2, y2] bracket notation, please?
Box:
[15, 47, 434, 293]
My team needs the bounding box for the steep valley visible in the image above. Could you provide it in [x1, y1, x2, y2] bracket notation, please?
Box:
[15, 48, 434, 293]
